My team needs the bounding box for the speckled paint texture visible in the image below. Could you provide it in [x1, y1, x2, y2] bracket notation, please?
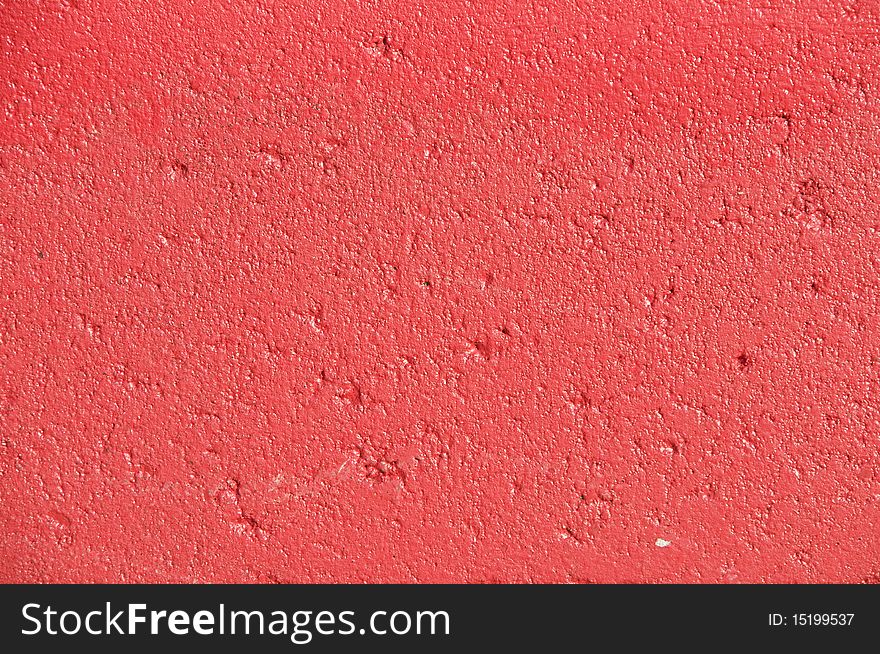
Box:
[2, 0, 880, 583]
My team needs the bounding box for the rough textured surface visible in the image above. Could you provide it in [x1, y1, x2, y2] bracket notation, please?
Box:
[2, 0, 880, 583]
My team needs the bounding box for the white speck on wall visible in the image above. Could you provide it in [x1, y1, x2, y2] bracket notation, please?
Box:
[655, 538, 671, 547]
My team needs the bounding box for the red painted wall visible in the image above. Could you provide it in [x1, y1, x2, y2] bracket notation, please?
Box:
[2, 0, 879, 583]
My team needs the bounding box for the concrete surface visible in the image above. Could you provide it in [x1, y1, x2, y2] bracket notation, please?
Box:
[1, 0, 879, 582]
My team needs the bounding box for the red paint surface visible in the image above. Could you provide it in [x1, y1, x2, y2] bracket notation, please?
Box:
[2, 0, 880, 583]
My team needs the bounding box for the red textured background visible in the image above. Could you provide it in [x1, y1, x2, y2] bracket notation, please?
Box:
[2, 0, 880, 583]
